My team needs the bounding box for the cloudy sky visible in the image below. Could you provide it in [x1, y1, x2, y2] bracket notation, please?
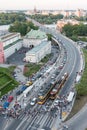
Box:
[0, 0, 86, 10]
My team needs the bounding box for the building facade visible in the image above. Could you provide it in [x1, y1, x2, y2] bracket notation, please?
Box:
[23, 29, 47, 48]
[0, 32, 22, 63]
[25, 41, 51, 63]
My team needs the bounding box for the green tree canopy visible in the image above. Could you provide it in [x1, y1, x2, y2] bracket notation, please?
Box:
[9, 21, 39, 36]
[62, 23, 87, 41]
[0, 13, 26, 25]
[28, 14, 64, 24]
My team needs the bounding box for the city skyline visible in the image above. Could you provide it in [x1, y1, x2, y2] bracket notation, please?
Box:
[0, 0, 87, 10]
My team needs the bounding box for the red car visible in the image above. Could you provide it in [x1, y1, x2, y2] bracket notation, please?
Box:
[8, 96, 13, 102]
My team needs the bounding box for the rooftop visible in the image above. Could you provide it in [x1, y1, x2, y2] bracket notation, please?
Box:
[26, 41, 49, 55]
[25, 29, 47, 39]
[1, 33, 17, 40]
[4, 39, 22, 50]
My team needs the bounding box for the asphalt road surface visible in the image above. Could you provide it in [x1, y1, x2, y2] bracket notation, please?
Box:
[66, 103, 87, 130]
[0, 22, 81, 130]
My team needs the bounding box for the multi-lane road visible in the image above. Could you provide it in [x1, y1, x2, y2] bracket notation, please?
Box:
[0, 22, 82, 130]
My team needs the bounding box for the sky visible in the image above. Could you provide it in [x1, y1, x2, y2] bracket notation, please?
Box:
[0, 0, 87, 10]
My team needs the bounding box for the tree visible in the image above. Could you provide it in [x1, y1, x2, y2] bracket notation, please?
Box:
[62, 24, 73, 37]
[47, 34, 52, 41]
[62, 23, 87, 41]
[28, 14, 64, 24]
[0, 13, 26, 25]
[9, 21, 38, 36]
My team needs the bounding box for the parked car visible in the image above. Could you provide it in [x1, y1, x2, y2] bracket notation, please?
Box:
[25, 81, 33, 86]
[16, 90, 22, 96]
[20, 85, 27, 92]
[3, 101, 9, 109]
[8, 96, 13, 102]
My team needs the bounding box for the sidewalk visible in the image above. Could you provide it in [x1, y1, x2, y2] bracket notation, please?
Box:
[14, 65, 27, 83]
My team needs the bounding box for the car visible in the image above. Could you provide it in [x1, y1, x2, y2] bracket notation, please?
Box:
[16, 90, 22, 96]
[30, 98, 37, 106]
[53, 99, 59, 106]
[7, 96, 13, 102]
[3, 101, 9, 109]
[25, 81, 33, 86]
[51, 76, 55, 79]
[63, 125, 68, 130]
[20, 85, 27, 92]
[31, 77, 36, 81]
[23, 57, 26, 62]
[59, 64, 64, 69]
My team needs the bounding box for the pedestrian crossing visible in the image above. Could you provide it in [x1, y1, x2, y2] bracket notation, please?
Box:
[15, 111, 55, 130]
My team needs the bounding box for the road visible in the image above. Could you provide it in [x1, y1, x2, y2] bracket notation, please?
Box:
[3, 41, 65, 130]
[0, 20, 82, 130]
[65, 103, 87, 130]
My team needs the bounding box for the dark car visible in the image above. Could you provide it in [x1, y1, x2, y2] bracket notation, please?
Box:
[16, 90, 22, 96]
[20, 85, 27, 92]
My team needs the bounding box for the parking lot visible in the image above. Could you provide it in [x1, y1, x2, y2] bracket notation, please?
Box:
[6, 47, 30, 65]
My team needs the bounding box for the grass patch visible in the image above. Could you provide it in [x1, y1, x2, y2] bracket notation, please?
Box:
[0, 66, 19, 97]
[24, 54, 51, 77]
[24, 63, 43, 77]
[41, 54, 51, 63]
[8, 65, 17, 74]
[0, 75, 11, 87]
[76, 49, 87, 96]
[1, 81, 18, 96]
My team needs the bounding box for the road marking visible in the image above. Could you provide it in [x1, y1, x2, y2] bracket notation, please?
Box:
[16, 116, 28, 130]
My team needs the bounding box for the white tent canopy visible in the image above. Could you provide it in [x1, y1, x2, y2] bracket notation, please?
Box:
[67, 92, 75, 102]
[23, 85, 33, 97]
[76, 74, 81, 83]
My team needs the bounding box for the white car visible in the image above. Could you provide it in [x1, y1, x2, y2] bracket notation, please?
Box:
[30, 98, 37, 106]
[53, 99, 59, 106]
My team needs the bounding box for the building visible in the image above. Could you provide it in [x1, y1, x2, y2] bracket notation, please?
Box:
[23, 29, 47, 48]
[0, 25, 10, 31]
[25, 41, 51, 63]
[75, 9, 84, 17]
[44, 24, 57, 30]
[0, 32, 22, 63]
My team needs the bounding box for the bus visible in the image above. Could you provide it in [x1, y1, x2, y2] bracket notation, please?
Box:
[50, 72, 68, 99]
[38, 95, 49, 105]
[38, 81, 57, 105]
